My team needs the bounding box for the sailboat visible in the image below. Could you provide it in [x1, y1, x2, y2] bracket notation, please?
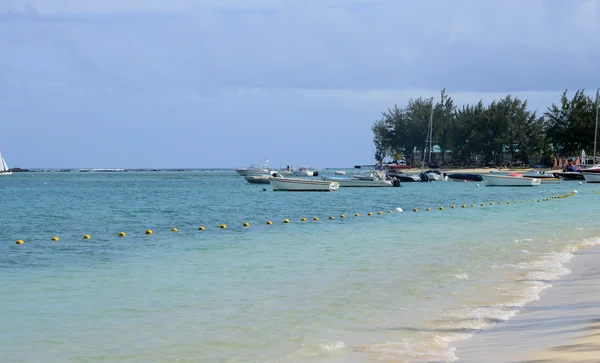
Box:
[0, 150, 12, 175]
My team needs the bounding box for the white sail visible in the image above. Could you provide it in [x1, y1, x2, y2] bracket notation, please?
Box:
[0, 151, 10, 173]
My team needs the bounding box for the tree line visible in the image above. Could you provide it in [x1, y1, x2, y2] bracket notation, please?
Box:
[371, 89, 599, 167]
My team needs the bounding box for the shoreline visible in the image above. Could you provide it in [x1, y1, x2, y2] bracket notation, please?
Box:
[454, 243, 600, 362]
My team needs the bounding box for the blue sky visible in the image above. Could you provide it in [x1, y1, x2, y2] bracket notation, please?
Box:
[1, 0, 599, 169]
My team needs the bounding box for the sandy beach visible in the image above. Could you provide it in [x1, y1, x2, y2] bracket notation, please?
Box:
[407, 167, 563, 175]
[455, 245, 600, 363]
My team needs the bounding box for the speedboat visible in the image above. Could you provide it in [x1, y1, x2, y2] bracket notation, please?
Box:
[521, 170, 561, 184]
[582, 172, 600, 183]
[553, 171, 584, 180]
[269, 175, 339, 191]
[424, 169, 447, 181]
[292, 167, 318, 177]
[387, 171, 427, 182]
[322, 170, 399, 187]
[482, 174, 541, 187]
[446, 173, 483, 182]
[234, 160, 272, 176]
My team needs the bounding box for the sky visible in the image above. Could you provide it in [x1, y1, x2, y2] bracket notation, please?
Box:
[1, 0, 600, 169]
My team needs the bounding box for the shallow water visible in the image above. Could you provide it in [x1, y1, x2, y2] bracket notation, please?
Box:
[1, 170, 599, 362]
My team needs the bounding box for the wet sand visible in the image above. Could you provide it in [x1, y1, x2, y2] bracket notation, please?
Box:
[454, 245, 600, 362]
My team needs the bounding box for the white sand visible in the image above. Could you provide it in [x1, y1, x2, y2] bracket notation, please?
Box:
[454, 246, 600, 362]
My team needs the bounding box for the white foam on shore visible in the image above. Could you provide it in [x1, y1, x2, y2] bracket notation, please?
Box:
[382, 238, 600, 362]
[318, 340, 346, 352]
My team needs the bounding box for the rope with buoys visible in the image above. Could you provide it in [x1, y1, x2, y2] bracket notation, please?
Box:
[10, 191, 578, 244]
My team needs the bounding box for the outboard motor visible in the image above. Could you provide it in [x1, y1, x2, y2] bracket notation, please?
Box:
[392, 178, 401, 187]
[272, 172, 277, 177]
[419, 172, 429, 182]
[313, 171, 319, 177]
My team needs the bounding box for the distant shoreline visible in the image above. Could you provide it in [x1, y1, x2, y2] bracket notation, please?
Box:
[8, 166, 566, 173]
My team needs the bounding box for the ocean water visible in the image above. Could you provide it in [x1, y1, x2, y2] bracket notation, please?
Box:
[1, 170, 599, 362]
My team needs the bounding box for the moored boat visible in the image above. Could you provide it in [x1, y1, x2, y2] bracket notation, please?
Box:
[322, 175, 398, 187]
[424, 169, 447, 181]
[553, 171, 584, 180]
[446, 173, 483, 182]
[234, 160, 272, 176]
[269, 175, 339, 191]
[521, 170, 561, 184]
[292, 166, 318, 177]
[582, 172, 600, 183]
[482, 174, 541, 187]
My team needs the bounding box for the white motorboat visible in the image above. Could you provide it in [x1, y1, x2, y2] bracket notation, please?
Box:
[424, 169, 447, 181]
[292, 166, 318, 177]
[582, 172, 600, 183]
[234, 160, 272, 176]
[482, 174, 541, 187]
[0, 151, 11, 175]
[333, 170, 346, 175]
[244, 175, 271, 184]
[323, 169, 399, 187]
[521, 170, 561, 184]
[269, 175, 339, 191]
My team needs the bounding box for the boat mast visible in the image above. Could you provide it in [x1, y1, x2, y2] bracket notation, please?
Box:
[594, 88, 599, 164]
[428, 97, 434, 164]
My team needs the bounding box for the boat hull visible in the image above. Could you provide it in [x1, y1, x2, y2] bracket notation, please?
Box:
[0, 172, 12, 175]
[446, 173, 483, 182]
[322, 176, 394, 187]
[482, 174, 541, 187]
[269, 177, 339, 191]
[582, 172, 600, 183]
[553, 172, 584, 180]
[235, 168, 271, 176]
[244, 175, 271, 184]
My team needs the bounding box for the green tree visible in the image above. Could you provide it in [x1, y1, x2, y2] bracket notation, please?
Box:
[545, 89, 596, 156]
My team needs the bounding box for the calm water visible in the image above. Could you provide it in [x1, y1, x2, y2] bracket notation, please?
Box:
[1, 170, 599, 362]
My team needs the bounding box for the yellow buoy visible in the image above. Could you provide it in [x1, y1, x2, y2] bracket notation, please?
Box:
[118, 232, 126, 237]
[413, 208, 418, 212]
[480, 203, 485, 206]
[198, 226, 205, 230]
[243, 222, 250, 227]
[15, 239, 24, 244]
[355, 213, 360, 217]
[220, 224, 227, 229]
[300, 217, 306, 221]
[340, 214, 345, 218]
[451, 205, 456, 209]
[461, 205, 466, 208]
[171, 227, 178, 232]
[83, 234, 91, 239]
[367, 212, 373, 216]
[426, 208, 431, 211]
[507, 202, 511, 204]
[145, 229, 153, 235]
[387, 210, 392, 213]
[377, 211, 382, 215]
[283, 219, 290, 224]
[498, 202, 502, 205]
[266, 221, 272, 225]
[471, 204, 475, 207]
[313, 217, 319, 221]
[489, 202, 494, 205]
[439, 206, 444, 210]
[329, 216, 334, 219]
[51, 236, 59, 241]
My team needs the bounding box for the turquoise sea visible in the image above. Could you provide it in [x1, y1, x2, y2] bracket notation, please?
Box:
[1, 170, 599, 362]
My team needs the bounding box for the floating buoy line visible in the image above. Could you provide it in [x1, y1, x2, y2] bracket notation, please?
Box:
[11, 191, 579, 244]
